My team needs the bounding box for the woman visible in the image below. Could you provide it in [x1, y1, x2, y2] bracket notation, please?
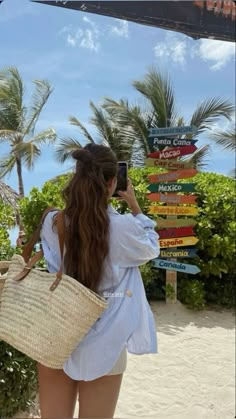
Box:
[38, 143, 160, 418]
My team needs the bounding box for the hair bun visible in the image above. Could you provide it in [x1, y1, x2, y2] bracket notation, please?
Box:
[72, 149, 95, 164]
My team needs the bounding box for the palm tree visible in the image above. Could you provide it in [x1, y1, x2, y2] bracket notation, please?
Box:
[103, 68, 235, 169]
[0, 67, 56, 197]
[55, 101, 134, 164]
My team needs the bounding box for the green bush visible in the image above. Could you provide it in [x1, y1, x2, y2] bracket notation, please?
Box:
[0, 342, 38, 418]
[0, 201, 15, 260]
[177, 278, 206, 310]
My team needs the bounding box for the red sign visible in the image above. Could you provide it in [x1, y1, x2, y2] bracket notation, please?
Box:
[147, 193, 197, 205]
[157, 226, 195, 239]
[147, 145, 197, 160]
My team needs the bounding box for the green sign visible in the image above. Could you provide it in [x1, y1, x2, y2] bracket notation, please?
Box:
[148, 182, 196, 193]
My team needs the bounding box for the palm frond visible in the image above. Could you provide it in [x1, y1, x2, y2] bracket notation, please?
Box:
[23, 79, 53, 136]
[208, 127, 236, 152]
[47, 171, 74, 184]
[0, 179, 19, 210]
[55, 137, 83, 163]
[0, 129, 20, 142]
[0, 67, 23, 131]
[0, 154, 16, 178]
[16, 142, 41, 170]
[27, 128, 57, 145]
[190, 98, 234, 138]
[181, 145, 210, 170]
[69, 116, 95, 143]
[132, 68, 178, 127]
[89, 101, 112, 144]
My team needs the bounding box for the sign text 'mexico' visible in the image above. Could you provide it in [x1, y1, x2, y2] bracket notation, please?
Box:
[148, 182, 195, 193]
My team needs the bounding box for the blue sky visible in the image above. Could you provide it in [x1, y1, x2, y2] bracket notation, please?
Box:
[0, 0, 235, 199]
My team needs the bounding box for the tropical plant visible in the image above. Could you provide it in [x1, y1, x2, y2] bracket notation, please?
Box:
[0, 67, 56, 198]
[103, 68, 235, 169]
[55, 101, 134, 164]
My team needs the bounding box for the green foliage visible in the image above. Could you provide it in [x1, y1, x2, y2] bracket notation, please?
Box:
[177, 278, 206, 310]
[0, 201, 15, 260]
[0, 342, 38, 418]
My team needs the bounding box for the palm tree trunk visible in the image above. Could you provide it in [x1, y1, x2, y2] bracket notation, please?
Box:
[16, 157, 24, 198]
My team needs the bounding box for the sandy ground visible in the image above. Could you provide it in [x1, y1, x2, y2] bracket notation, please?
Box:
[14, 300, 235, 419]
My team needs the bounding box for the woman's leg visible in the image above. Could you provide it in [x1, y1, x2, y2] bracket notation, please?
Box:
[37, 362, 78, 418]
[78, 373, 123, 418]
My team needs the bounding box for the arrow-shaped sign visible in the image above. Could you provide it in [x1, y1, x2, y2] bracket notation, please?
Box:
[157, 218, 197, 228]
[149, 206, 198, 216]
[149, 126, 197, 137]
[148, 137, 198, 151]
[148, 169, 198, 183]
[148, 145, 197, 160]
[159, 236, 199, 248]
[157, 226, 195, 239]
[152, 259, 200, 275]
[148, 182, 196, 193]
[160, 247, 198, 258]
[145, 159, 192, 170]
[147, 193, 197, 205]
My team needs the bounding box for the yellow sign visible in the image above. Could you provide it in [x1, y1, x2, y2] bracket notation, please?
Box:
[149, 206, 198, 216]
[159, 236, 199, 248]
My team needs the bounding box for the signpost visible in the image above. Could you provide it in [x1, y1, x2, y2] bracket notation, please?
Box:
[148, 145, 197, 160]
[148, 182, 196, 193]
[152, 259, 200, 275]
[149, 206, 198, 216]
[147, 193, 197, 205]
[160, 247, 198, 258]
[149, 125, 197, 137]
[145, 158, 192, 169]
[159, 236, 199, 248]
[148, 168, 198, 183]
[157, 226, 195, 239]
[157, 218, 197, 228]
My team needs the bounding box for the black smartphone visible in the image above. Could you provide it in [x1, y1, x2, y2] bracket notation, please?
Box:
[112, 161, 128, 197]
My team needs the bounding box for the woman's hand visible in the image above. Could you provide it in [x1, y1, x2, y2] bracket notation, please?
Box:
[117, 179, 142, 216]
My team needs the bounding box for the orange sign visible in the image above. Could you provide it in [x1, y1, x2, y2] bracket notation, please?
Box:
[148, 169, 198, 183]
[147, 193, 197, 205]
[157, 218, 197, 228]
[159, 236, 199, 248]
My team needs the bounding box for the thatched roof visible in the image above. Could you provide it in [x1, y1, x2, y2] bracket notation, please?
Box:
[0, 180, 19, 211]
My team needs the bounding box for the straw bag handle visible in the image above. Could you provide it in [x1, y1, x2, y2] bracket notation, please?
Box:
[13, 207, 65, 286]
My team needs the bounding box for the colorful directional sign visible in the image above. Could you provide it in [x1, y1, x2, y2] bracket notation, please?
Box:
[148, 182, 196, 193]
[157, 226, 195, 239]
[160, 247, 198, 259]
[159, 236, 199, 248]
[147, 193, 197, 205]
[148, 169, 198, 183]
[149, 206, 198, 216]
[148, 145, 197, 160]
[145, 159, 192, 170]
[152, 259, 200, 275]
[149, 125, 197, 137]
[148, 137, 198, 151]
[157, 218, 197, 228]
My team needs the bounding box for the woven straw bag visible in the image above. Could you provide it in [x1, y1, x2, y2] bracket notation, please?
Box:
[0, 208, 108, 368]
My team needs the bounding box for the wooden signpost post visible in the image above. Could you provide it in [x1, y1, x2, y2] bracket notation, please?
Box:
[146, 124, 200, 303]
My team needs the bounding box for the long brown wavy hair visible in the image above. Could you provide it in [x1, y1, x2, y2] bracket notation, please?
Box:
[61, 143, 118, 293]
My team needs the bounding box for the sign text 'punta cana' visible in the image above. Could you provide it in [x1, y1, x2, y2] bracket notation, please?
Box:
[148, 137, 197, 150]
[159, 236, 199, 248]
[148, 145, 197, 160]
[148, 182, 196, 193]
[160, 247, 198, 258]
[148, 168, 198, 183]
[145, 158, 192, 170]
[147, 193, 197, 205]
[149, 125, 197, 137]
[149, 206, 198, 216]
[152, 259, 200, 275]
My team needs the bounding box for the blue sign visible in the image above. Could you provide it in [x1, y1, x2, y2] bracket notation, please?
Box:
[149, 125, 197, 137]
[152, 259, 200, 275]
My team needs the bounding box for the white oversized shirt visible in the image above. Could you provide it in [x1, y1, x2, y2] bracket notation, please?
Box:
[40, 205, 160, 381]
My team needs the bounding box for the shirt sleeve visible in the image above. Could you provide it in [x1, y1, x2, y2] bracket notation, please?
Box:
[109, 212, 160, 268]
[40, 211, 61, 273]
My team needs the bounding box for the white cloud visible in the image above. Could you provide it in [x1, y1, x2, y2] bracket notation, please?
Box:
[110, 20, 129, 38]
[196, 39, 235, 71]
[59, 23, 100, 52]
[154, 33, 188, 66]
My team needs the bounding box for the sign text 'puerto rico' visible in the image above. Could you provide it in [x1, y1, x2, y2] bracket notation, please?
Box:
[149, 206, 198, 216]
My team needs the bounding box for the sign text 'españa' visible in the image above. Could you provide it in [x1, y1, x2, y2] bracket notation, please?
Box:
[159, 236, 199, 248]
